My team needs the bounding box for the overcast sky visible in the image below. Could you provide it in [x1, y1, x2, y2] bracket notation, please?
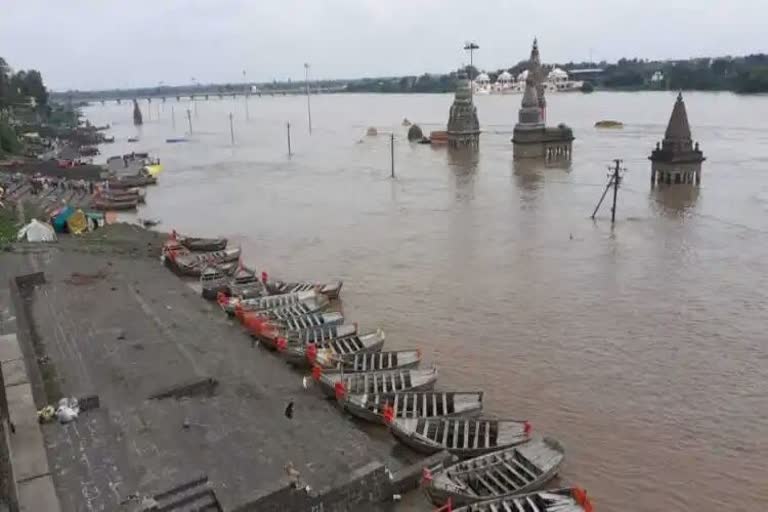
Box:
[1, 0, 765, 91]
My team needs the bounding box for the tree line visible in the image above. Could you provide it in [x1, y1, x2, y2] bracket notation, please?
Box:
[0, 56, 51, 157]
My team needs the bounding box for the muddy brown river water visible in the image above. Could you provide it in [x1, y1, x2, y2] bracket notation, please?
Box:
[84, 91, 768, 511]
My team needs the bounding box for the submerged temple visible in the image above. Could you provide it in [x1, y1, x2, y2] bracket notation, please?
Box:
[447, 72, 480, 149]
[511, 39, 573, 160]
[649, 92, 705, 185]
[132, 99, 143, 126]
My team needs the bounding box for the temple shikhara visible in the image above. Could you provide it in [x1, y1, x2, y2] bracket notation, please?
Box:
[511, 39, 574, 160]
[649, 92, 705, 185]
[447, 71, 481, 149]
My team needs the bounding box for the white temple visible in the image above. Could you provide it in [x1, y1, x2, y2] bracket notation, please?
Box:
[473, 65, 583, 95]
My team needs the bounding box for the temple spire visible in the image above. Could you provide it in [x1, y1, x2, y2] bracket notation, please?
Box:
[664, 92, 692, 141]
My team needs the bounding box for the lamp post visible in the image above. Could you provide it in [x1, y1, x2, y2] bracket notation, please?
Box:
[243, 69, 250, 120]
[304, 63, 312, 135]
[463, 41, 479, 101]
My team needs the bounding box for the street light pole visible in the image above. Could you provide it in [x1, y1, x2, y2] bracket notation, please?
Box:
[464, 41, 479, 101]
[304, 63, 312, 135]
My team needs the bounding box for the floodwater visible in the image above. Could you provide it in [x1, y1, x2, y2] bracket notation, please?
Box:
[84, 91, 768, 511]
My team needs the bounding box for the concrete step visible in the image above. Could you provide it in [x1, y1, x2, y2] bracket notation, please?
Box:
[153, 476, 221, 512]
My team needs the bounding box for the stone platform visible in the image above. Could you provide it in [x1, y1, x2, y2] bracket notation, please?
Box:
[4, 234, 425, 511]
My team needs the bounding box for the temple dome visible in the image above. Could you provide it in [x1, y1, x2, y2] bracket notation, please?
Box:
[498, 71, 512, 81]
[548, 68, 568, 80]
[475, 72, 490, 83]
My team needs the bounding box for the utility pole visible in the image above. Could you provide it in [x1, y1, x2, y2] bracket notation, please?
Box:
[304, 63, 312, 135]
[243, 69, 250, 121]
[591, 159, 625, 223]
[287, 122, 292, 156]
[229, 113, 235, 145]
[610, 159, 621, 223]
[390, 133, 395, 178]
[186, 109, 193, 134]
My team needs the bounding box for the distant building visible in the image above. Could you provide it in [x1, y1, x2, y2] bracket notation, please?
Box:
[649, 92, 705, 185]
[446, 72, 480, 149]
[651, 71, 665, 83]
[511, 39, 574, 160]
[473, 66, 583, 95]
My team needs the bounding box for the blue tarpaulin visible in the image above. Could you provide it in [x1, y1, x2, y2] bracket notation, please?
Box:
[51, 206, 75, 233]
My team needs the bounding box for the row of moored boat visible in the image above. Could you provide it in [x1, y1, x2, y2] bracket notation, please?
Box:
[161, 232, 594, 512]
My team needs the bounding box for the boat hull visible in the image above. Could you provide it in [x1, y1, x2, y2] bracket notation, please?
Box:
[424, 437, 565, 507]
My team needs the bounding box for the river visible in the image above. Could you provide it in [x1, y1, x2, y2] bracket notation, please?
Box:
[84, 91, 768, 511]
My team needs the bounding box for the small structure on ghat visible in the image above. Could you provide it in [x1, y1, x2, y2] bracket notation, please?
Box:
[649, 92, 705, 185]
[511, 39, 573, 160]
[447, 72, 480, 149]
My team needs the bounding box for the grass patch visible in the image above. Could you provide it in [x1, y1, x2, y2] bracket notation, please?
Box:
[0, 206, 19, 245]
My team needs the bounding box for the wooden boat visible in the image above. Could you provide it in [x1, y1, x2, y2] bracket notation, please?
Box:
[178, 235, 228, 252]
[323, 350, 421, 373]
[91, 198, 138, 211]
[107, 175, 157, 188]
[288, 323, 359, 345]
[220, 290, 319, 316]
[265, 279, 343, 300]
[343, 391, 483, 424]
[168, 248, 242, 276]
[240, 294, 330, 326]
[99, 188, 146, 203]
[423, 437, 565, 507]
[448, 487, 592, 512]
[226, 266, 264, 298]
[280, 329, 386, 367]
[389, 417, 532, 458]
[249, 312, 345, 343]
[314, 367, 438, 400]
[200, 266, 229, 300]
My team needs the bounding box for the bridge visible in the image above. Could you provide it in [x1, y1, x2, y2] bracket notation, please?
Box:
[57, 85, 348, 105]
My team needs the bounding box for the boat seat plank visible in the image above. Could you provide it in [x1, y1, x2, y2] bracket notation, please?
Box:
[474, 473, 502, 495]
[500, 460, 529, 486]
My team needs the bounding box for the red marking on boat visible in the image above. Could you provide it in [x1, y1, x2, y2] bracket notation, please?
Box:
[312, 365, 322, 381]
[573, 487, 592, 512]
[334, 381, 346, 401]
[306, 343, 317, 363]
[382, 403, 395, 424]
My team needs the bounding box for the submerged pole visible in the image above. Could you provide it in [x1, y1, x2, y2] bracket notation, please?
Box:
[186, 109, 193, 134]
[245, 94, 250, 121]
[591, 178, 613, 219]
[171, 105, 176, 130]
[390, 133, 395, 178]
[304, 63, 312, 135]
[611, 159, 621, 224]
[287, 122, 292, 156]
[229, 113, 235, 145]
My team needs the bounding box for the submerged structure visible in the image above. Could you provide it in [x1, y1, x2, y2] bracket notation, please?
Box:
[447, 72, 480, 149]
[511, 39, 573, 160]
[132, 99, 143, 126]
[649, 92, 705, 185]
